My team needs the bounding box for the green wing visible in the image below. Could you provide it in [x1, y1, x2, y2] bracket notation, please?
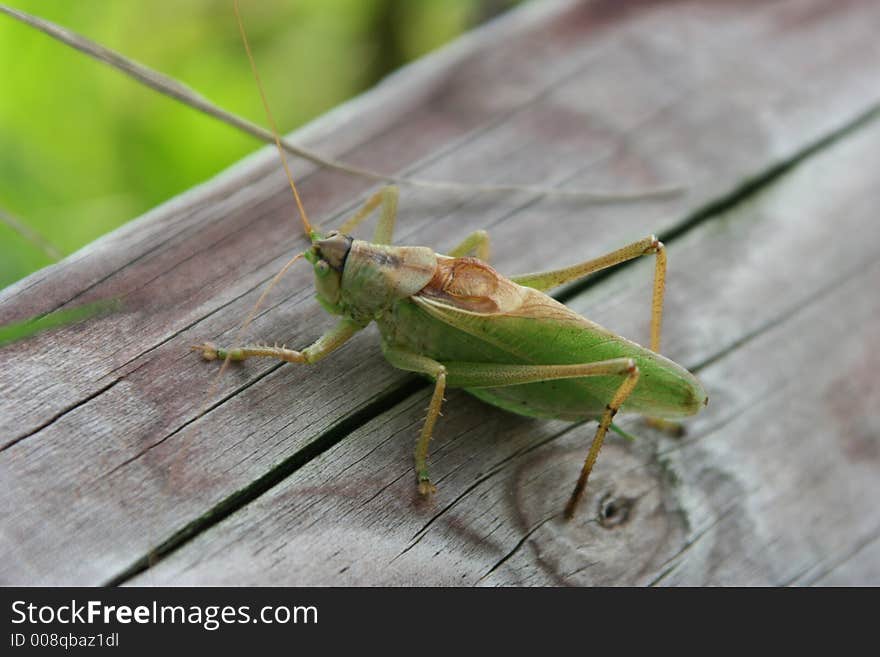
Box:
[388, 286, 706, 420]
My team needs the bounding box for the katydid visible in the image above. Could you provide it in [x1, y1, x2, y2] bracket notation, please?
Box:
[0, 2, 705, 517]
[194, 184, 707, 519]
[191, 1, 708, 520]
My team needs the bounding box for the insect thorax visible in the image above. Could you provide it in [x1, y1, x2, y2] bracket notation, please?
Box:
[334, 241, 437, 324]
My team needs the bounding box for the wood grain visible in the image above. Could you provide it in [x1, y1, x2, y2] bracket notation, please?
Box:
[1, 0, 879, 585]
[131, 117, 880, 585]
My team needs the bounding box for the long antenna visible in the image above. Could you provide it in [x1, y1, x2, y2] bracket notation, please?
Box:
[234, 0, 312, 237]
[187, 3, 318, 428]
[0, 3, 683, 203]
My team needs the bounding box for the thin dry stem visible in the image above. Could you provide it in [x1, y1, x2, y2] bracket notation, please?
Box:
[234, 0, 312, 237]
[0, 3, 683, 203]
[0, 206, 63, 261]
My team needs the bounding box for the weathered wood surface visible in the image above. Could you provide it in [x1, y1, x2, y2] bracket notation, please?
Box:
[1, 0, 879, 586]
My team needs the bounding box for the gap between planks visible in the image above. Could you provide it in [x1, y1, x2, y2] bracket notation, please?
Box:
[110, 104, 880, 585]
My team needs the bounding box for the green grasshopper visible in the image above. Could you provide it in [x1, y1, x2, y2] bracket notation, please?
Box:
[191, 1, 708, 520]
[1, 1, 707, 519]
[194, 182, 708, 519]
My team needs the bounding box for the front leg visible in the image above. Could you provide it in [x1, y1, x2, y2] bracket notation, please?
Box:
[193, 318, 360, 365]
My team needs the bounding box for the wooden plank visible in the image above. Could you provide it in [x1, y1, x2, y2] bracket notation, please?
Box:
[807, 534, 880, 586]
[1, 0, 879, 585]
[129, 116, 880, 585]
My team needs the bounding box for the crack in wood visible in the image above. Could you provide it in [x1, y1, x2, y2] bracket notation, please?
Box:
[555, 105, 880, 305]
[5, 0, 880, 586]
[109, 108, 880, 583]
[647, 503, 741, 586]
[1, 376, 124, 453]
[479, 515, 559, 584]
[796, 523, 880, 586]
[393, 422, 585, 562]
[103, 378, 424, 585]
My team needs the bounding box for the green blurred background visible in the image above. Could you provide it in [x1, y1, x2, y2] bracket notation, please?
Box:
[0, 0, 518, 289]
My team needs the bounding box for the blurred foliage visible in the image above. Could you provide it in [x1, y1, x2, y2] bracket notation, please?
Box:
[0, 298, 121, 347]
[0, 0, 519, 288]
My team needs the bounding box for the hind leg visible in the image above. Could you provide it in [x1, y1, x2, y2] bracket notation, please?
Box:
[382, 347, 639, 516]
[512, 235, 666, 353]
[513, 237, 683, 435]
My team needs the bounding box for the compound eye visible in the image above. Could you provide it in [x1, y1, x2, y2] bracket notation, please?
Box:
[315, 260, 330, 276]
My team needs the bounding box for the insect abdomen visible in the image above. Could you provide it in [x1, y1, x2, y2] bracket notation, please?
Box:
[383, 290, 706, 420]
